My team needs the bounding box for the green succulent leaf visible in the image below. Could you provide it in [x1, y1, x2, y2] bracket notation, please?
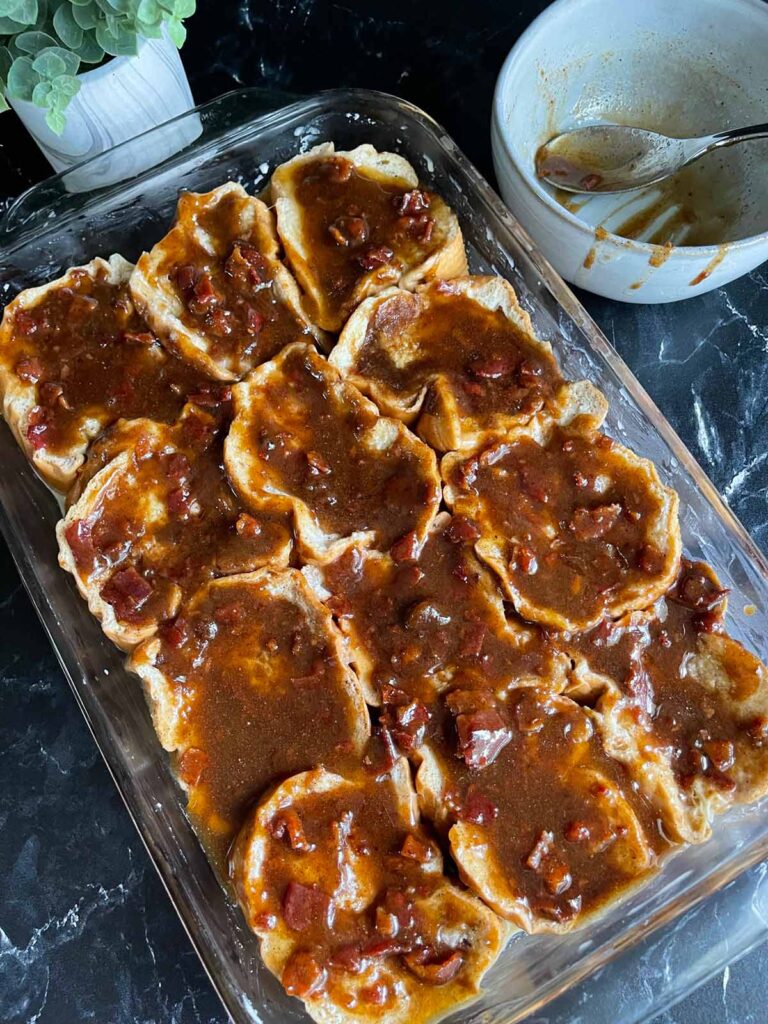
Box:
[53, 4, 83, 47]
[70, 0, 98, 28]
[31, 75, 51, 104]
[165, 14, 184, 46]
[32, 44, 79, 77]
[135, 17, 162, 37]
[136, 0, 159, 21]
[45, 105, 65, 133]
[6, 53, 40, 98]
[71, 27, 102, 61]
[1, 0, 38, 25]
[173, 0, 195, 17]
[14, 29, 57, 52]
[0, 94, 9, 112]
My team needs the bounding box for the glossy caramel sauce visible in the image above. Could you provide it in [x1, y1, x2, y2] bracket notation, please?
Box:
[152, 575, 366, 868]
[447, 428, 671, 627]
[147, 190, 305, 373]
[293, 156, 443, 321]
[569, 561, 768, 794]
[6, 265, 214, 457]
[429, 685, 667, 927]
[65, 410, 290, 633]
[355, 287, 563, 424]
[236, 345, 439, 551]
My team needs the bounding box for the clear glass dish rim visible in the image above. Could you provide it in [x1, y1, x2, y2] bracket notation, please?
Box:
[0, 86, 766, 1024]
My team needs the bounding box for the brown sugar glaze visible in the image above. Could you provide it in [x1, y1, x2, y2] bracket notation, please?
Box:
[64, 409, 290, 632]
[568, 560, 768, 794]
[356, 287, 563, 423]
[429, 684, 668, 927]
[447, 427, 671, 626]
[241, 345, 439, 550]
[150, 190, 306, 371]
[151, 577, 367, 870]
[293, 156, 443, 319]
[8, 264, 219, 456]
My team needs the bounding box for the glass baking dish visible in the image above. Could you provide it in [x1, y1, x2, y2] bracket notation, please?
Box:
[0, 88, 766, 1024]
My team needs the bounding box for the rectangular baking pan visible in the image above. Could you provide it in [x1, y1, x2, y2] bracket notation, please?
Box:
[1, 87, 767, 1024]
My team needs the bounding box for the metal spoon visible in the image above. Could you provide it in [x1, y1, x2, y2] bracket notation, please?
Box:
[535, 122, 768, 194]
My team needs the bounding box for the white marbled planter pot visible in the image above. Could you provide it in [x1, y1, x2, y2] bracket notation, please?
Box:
[9, 33, 199, 191]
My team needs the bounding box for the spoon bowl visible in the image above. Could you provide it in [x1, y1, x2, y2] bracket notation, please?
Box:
[536, 122, 768, 194]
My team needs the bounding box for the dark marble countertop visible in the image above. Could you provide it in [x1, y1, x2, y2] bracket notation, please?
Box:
[1, 2, 766, 1022]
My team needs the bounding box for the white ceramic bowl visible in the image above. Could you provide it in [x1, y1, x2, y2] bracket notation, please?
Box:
[491, 0, 768, 303]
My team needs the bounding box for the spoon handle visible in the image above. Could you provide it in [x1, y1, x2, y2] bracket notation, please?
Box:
[708, 123, 768, 149]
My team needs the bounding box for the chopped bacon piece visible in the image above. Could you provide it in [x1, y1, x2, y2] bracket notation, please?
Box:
[380, 888, 414, 931]
[13, 309, 38, 336]
[675, 565, 729, 611]
[173, 264, 198, 292]
[703, 738, 735, 773]
[270, 809, 313, 852]
[245, 306, 264, 335]
[65, 518, 97, 571]
[282, 881, 332, 932]
[524, 830, 554, 871]
[455, 708, 512, 769]
[235, 512, 262, 539]
[363, 723, 400, 773]
[400, 833, 435, 864]
[15, 356, 45, 383]
[359, 981, 390, 1005]
[306, 450, 332, 476]
[100, 566, 153, 621]
[747, 716, 768, 746]
[225, 241, 267, 287]
[191, 272, 219, 308]
[564, 821, 591, 843]
[459, 620, 487, 659]
[517, 360, 543, 386]
[159, 616, 189, 649]
[186, 383, 232, 407]
[403, 948, 464, 986]
[213, 601, 244, 627]
[457, 784, 498, 825]
[569, 503, 622, 541]
[38, 381, 64, 407]
[510, 543, 538, 575]
[395, 190, 431, 216]
[444, 515, 480, 544]
[380, 683, 410, 707]
[123, 330, 155, 345]
[358, 245, 394, 272]
[282, 951, 327, 998]
[390, 530, 419, 563]
[178, 747, 209, 787]
[407, 214, 434, 244]
[382, 698, 430, 752]
[328, 215, 368, 247]
[467, 354, 513, 380]
[322, 157, 353, 183]
[167, 486, 192, 520]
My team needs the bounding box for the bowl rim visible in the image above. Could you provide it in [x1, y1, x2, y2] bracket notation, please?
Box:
[492, 0, 768, 255]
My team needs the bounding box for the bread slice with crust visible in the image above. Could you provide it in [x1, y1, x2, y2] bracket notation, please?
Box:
[331, 277, 573, 451]
[231, 763, 510, 1024]
[128, 569, 370, 865]
[270, 143, 467, 331]
[130, 182, 323, 381]
[57, 408, 292, 650]
[225, 342, 440, 564]
[0, 253, 213, 491]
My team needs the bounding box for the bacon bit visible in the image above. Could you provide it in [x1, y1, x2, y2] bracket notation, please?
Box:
[658, 629, 672, 648]
[747, 717, 768, 746]
[167, 486, 192, 520]
[381, 888, 415, 931]
[159, 616, 189, 649]
[459, 620, 487, 660]
[331, 942, 368, 973]
[252, 911, 277, 932]
[358, 245, 394, 272]
[514, 693, 546, 734]
[519, 464, 549, 503]
[596, 434, 614, 450]
[400, 833, 435, 864]
[65, 519, 97, 571]
[467, 354, 513, 380]
[225, 241, 268, 287]
[123, 330, 155, 345]
[457, 784, 498, 825]
[162, 453, 190, 484]
[174, 264, 198, 292]
[328, 215, 369, 247]
[517, 360, 543, 386]
[191, 272, 219, 308]
[703, 739, 735, 773]
[543, 860, 573, 896]
[270, 809, 313, 852]
[100, 566, 153, 620]
[213, 601, 244, 627]
[282, 882, 332, 932]
[564, 821, 591, 843]
[444, 515, 480, 544]
[404, 949, 464, 986]
[455, 708, 511, 769]
[245, 306, 264, 335]
[359, 981, 390, 1005]
[322, 156, 353, 183]
[235, 512, 262, 539]
[573, 471, 590, 489]
[209, 307, 234, 336]
[306, 449, 332, 476]
[569, 503, 622, 541]
[398, 563, 426, 587]
[524, 830, 553, 870]
[453, 456, 478, 493]
[395, 190, 431, 216]
[13, 309, 38, 336]
[178, 747, 209, 787]
[363, 723, 400, 773]
[186, 383, 232, 407]
[374, 905, 400, 939]
[694, 609, 724, 634]
[15, 356, 45, 383]
[510, 543, 538, 575]
[380, 683, 410, 707]
[675, 564, 729, 611]
[408, 214, 434, 243]
[282, 951, 327, 998]
[405, 599, 450, 630]
[390, 530, 419, 563]
[382, 698, 431, 752]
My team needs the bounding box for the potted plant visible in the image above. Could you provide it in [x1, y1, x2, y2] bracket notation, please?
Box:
[0, 0, 197, 184]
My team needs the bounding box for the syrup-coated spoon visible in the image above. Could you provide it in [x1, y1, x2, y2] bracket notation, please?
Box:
[536, 122, 768, 194]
